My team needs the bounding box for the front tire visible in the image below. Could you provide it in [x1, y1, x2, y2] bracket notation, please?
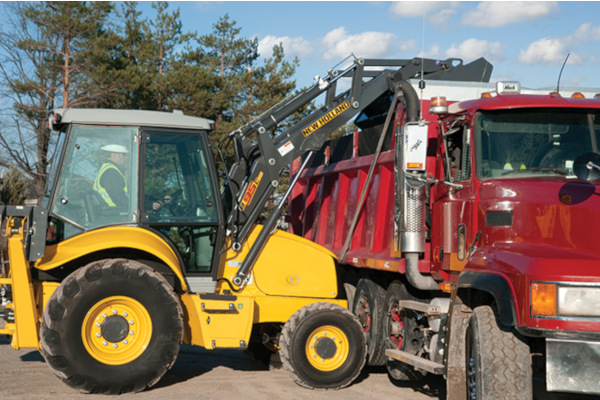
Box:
[279, 302, 366, 389]
[40, 259, 183, 394]
[466, 305, 532, 400]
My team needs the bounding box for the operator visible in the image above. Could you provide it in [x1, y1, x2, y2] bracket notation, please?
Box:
[93, 144, 129, 209]
[503, 139, 527, 171]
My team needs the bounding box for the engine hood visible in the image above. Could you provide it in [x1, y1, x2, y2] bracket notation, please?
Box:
[479, 178, 600, 258]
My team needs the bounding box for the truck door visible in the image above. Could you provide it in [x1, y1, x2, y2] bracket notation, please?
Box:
[140, 130, 223, 293]
[431, 124, 475, 273]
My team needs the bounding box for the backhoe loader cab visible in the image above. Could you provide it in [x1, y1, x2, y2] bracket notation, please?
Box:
[46, 108, 223, 292]
[1, 108, 365, 394]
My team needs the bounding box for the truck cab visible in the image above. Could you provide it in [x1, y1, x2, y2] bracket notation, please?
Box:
[432, 88, 600, 395]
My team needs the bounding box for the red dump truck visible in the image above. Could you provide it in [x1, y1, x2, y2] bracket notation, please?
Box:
[289, 75, 600, 398]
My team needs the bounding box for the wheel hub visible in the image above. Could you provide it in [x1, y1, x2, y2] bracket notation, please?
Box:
[305, 325, 350, 372]
[356, 296, 371, 332]
[315, 337, 337, 359]
[101, 315, 129, 343]
[81, 296, 152, 365]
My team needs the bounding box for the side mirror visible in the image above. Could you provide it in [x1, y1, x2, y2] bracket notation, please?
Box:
[573, 153, 600, 182]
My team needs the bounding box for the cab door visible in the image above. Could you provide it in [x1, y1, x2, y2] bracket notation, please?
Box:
[431, 125, 476, 273]
[140, 129, 224, 293]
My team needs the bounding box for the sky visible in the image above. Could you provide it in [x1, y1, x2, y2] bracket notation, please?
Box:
[137, 1, 600, 92]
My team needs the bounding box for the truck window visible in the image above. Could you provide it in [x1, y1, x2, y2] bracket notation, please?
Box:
[50, 125, 139, 238]
[475, 109, 600, 179]
[445, 126, 471, 182]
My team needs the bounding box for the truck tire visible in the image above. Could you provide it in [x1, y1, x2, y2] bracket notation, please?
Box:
[40, 258, 183, 394]
[383, 282, 426, 381]
[352, 278, 386, 366]
[466, 305, 532, 400]
[279, 302, 366, 389]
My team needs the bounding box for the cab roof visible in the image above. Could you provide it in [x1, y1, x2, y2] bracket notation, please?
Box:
[52, 108, 213, 131]
[448, 93, 600, 114]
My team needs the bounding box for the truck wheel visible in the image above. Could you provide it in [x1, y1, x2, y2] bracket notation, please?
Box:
[40, 259, 183, 394]
[383, 282, 426, 381]
[279, 302, 366, 389]
[466, 305, 532, 400]
[352, 278, 386, 366]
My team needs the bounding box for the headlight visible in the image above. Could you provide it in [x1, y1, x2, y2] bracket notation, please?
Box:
[558, 286, 600, 317]
[531, 282, 600, 318]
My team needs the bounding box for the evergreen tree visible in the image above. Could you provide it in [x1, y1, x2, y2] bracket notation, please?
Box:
[103, 1, 150, 109]
[198, 15, 302, 147]
[110, 1, 197, 111]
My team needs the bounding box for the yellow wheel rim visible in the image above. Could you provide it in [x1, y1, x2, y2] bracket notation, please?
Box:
[305, 325, 349, 372]
[81, 296, 152, 365]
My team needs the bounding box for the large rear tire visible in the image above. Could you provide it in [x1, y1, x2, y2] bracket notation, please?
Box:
[466, 305, 532, 400]
[40, 258, 183, 394]
[383, 281, 426, 381]
[352, 278, 386, 366]
[279, 302, 366, 389]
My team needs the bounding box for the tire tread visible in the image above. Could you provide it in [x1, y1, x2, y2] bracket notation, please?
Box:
[279, 302, 366, 390]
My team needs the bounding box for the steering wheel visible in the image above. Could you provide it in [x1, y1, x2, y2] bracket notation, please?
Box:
[163, 188, 184, 215]
[149, 188, 184, 220]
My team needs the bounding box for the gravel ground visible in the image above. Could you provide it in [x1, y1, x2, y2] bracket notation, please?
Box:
[0, 333, 445, 400]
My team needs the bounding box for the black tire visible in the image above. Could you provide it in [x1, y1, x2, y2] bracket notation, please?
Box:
[279, 302, 366, 389]
[352, 278, 386, 366]
[382, 282, 426, 381]
[466, 305, 532, 400]
[40, 259, 183, 394]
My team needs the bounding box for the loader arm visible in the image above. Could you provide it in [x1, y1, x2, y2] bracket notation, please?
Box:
[0, 206, 48, 348]
[224, 56, 493, 286]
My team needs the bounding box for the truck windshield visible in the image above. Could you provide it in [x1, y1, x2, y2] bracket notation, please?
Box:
[475, 108, 600, 179]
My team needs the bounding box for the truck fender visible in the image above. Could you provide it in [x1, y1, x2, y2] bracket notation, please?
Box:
[456, 271, 518, 327]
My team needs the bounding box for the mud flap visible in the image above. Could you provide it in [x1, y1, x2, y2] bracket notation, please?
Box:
[445, 303, 472, 400]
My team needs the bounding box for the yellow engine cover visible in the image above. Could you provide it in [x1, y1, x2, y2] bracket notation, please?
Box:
[220, 227, 339, 299]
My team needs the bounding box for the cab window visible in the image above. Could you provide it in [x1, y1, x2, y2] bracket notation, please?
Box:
[50, 125, 138, 239]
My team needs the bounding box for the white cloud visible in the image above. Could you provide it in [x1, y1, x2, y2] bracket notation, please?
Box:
[258, 35, 313, 59]
[463, 1, 558, 28]
[518, 37, 582, 65]
[390, 1, 460, 25]
[445, 38, 505, 63]
[321, 27, 401, 60]
[517, 23, 600, 66]
[417, 44, 442, 59]
[570, 23, 600, 42]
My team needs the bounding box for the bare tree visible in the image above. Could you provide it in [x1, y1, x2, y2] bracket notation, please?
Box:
[0, 2, 117, 197]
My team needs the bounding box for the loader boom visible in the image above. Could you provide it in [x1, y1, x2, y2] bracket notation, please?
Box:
[225, 56, 493, 285]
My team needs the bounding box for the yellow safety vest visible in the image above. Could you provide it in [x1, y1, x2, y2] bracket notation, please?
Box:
[503, 162, 526, 171]
[93, 163, 128, 207]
